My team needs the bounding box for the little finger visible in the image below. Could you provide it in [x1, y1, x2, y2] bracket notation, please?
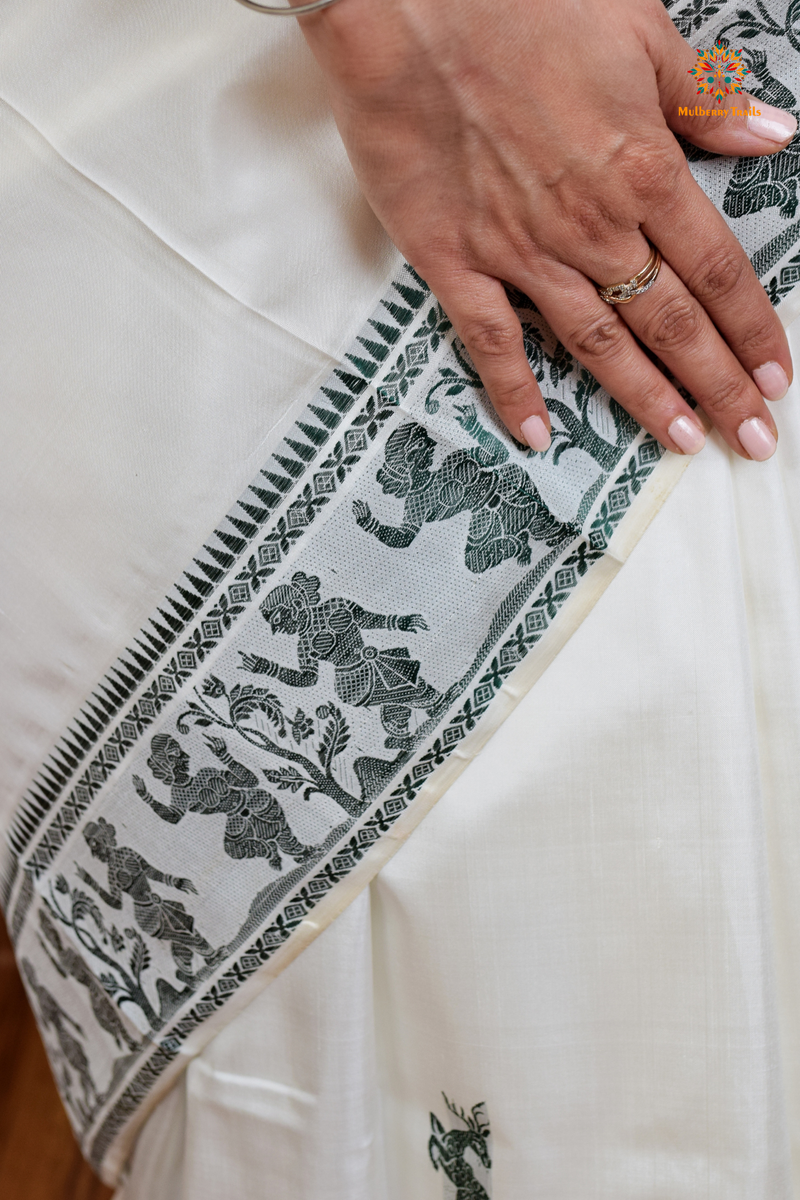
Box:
[431, 270, 553, 450]
[613, 255, 779, 459]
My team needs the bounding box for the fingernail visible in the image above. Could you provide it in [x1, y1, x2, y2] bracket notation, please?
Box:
[520, 414, 551, 452]
[738, 417, 777, 461]
[668, 415, 706, 455]
[753, 360, 789, 400]
[746, 104, 797, 144]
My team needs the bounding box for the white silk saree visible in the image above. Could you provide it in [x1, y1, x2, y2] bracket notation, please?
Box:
[4, 1, 800, 1196]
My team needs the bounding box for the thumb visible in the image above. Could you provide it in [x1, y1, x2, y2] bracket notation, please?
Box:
[651, 23, 796, 155]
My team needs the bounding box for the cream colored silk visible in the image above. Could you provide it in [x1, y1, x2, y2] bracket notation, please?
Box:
[3, 1, 800, 1196]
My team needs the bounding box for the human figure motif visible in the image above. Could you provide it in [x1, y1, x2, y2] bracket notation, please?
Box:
[21, 959, 98, 1112]
[38, 908, 139, 1052]
[353, 405, 575, 574]
[239, 571, 440, 747]
[78, 817, 223, 984]
[132, 734, 314, 871]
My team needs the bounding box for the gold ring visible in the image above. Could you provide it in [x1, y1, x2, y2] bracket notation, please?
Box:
[596, 242, 662, 305]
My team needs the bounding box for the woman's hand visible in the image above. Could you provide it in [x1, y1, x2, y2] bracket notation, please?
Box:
[298, 0, 795, 460]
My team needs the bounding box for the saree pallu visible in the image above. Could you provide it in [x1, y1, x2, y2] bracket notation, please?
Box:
[3, 1, 800, 1195]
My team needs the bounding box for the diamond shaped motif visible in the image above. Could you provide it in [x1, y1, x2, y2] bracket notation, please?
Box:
[554, 566, 577, 591]
[638, 439, 660, 466]
[313, 471, 336, 496]
[158, 674, 176, 694]
[443, 725, 463, 747]
[177, 650, 197, 671]
[287, 506, 309, 529]
[607, 487, 630, 514]
[344, 429, 368, 454]
[258, 543, 281, 567]
[228, 583, 251, 605]
[384, 797, 407, 816]
[473, 683, 494, 708]
[406, 341, 429, 366]
[525, 610, 547, 634]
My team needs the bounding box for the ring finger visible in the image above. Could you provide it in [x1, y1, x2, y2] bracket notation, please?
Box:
[602, 249, 779, 460]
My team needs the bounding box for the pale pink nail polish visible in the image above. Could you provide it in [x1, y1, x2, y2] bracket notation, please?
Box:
[753, 361, 789, 400]
[668, 415, 705, 455]
[520, 414, 551, 452]
[747, 104, 797, 144]
[738, 417, 777, 461]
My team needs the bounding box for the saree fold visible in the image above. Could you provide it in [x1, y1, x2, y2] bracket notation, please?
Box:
[3, 0, 800, 1191]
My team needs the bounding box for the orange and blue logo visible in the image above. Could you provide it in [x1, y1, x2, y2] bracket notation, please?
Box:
[688, 40, 746, 102]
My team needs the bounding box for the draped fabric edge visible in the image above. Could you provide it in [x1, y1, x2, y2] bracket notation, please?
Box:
[4, 276, 797, 1187]
[101, 435, 695, 1185]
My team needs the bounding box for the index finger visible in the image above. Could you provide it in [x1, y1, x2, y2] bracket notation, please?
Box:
[645, 165, 793, 400]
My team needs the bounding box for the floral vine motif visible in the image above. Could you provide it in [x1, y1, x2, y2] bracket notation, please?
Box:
[45, 875, 164, 1030]
[178, 674, 365, 816]
[37, 907, 139, 1052]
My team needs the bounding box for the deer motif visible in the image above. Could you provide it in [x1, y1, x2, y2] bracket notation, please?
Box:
[428, 1094, 492, 1199]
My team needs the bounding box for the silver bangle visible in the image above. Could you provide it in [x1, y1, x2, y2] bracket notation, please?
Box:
[233, 0, 341, 14]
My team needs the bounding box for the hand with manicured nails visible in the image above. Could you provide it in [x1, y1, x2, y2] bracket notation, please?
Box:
[297, 0, 796, 460]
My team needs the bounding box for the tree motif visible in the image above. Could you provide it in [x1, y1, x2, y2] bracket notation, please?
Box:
[178, 677, 364, 815]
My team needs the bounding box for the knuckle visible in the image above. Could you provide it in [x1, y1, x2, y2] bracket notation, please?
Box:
[733, 311, 781, 359]
[640, 294, 704, 354]
[567, 311, 627, 362]
[462, 316, 522, 361]
[570, 198, 615, 245]
[700, 372, 753, 417]
[689, 244, 747, 305]
[625, 143, 685, 205]
[494, 375, 540, 414]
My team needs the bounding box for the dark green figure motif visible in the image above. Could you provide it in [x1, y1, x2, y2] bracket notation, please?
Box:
[132, 734, 315, 871]
[78, 818, 223, 983]
[22, 959, 98, 1123]
[38, 908, 138, 1052]
[240, 571, 440, 747]
[354, 405, 574, 574]
[429, 1095, 492, 1200]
